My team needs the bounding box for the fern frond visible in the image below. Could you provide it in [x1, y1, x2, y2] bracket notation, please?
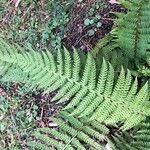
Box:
[109, 120, 150, 150]
[114, 0, 150, 60]
[27, 111, 108, 150]
[0, 38, 149, 130]
[90, 34, 132, 76]
[91, 33, 114, 59]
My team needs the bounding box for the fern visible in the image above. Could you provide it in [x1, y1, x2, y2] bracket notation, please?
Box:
[28, 112, 150, 150]
[109, 120, 150, 150]
[90, 34, 132, 74]
[91, 33, 114, 59]
[91, 0, 150, 76]
[27, 111, 108, 150]
[1, 1, 150, 149]
[0, 38, 149, 130]
[112, 0, 150, 75]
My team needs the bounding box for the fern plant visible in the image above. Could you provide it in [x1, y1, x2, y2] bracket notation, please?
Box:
[28, 112, 150, 150]
[114, 0, 150, 59]
[113, 0, 150, 75]
[90, 33, 131, 73]
[108, 119, 150, 150]
[0, 38, 149, 131]
[91, 0, 150, 76]
[27, 111, 109, 150]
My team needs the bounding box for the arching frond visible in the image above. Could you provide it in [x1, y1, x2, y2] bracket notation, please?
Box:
[27, 111, 108, 150]
[0, 39, 149, 131]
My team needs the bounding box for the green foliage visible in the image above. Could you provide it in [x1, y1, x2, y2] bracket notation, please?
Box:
[138, 65, 150, 77]
[41, 0, 72, 49]
[28, 113, 150, 150]
[113, 0, 150, 76]
[90, 0, 150, 77]
[0, 95, 38, 149]
[114, 0, 150, 59]
[0, 0, 5, 15]
[0, 0, 72, 50]
[87, 0, 106, 17]
[84, 15, 102, 27]
[27, 111, 108, 150]
[83, 0, 106, 36]
[109, 120, 150, 150]
[90, 34, 124, 69]
[0, 39, 149, 131]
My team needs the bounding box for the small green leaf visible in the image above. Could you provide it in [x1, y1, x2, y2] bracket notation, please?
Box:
[96, 15, 101, 20]
[90, 8, 94, 12]
[84, 18, 91, 26]
[90, 19, 94, 25]
[51, 40, 56, 47]
[96, 4, 100, 9]
[97, 22, 102, 28]
[88, 29, 95, 36]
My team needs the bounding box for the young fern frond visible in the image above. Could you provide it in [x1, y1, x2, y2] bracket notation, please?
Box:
[0, 38, 149, 131]
[27, 111, 108, 150]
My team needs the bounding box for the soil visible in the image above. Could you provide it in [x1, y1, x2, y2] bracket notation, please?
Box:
[63, 1, 125, 51]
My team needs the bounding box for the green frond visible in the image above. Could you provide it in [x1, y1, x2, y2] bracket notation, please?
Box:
[57, 49, 63, 75]
[72, 48, 80, 81]
[96, 58, 108, 94]
[81, 53, 94, 86]
[103, 62, 114, 96]
[109, 120, 150, 150]
[90, 33, 128, 72]
[27, 110, 108, 150]
[114, 0, 150, 60]
[64, 48, 72, 78]
[91, 33, 113, 58]
[33, 131, 73, 150]
[41, 128, 86, 150]
[0, 39, 149, 130]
